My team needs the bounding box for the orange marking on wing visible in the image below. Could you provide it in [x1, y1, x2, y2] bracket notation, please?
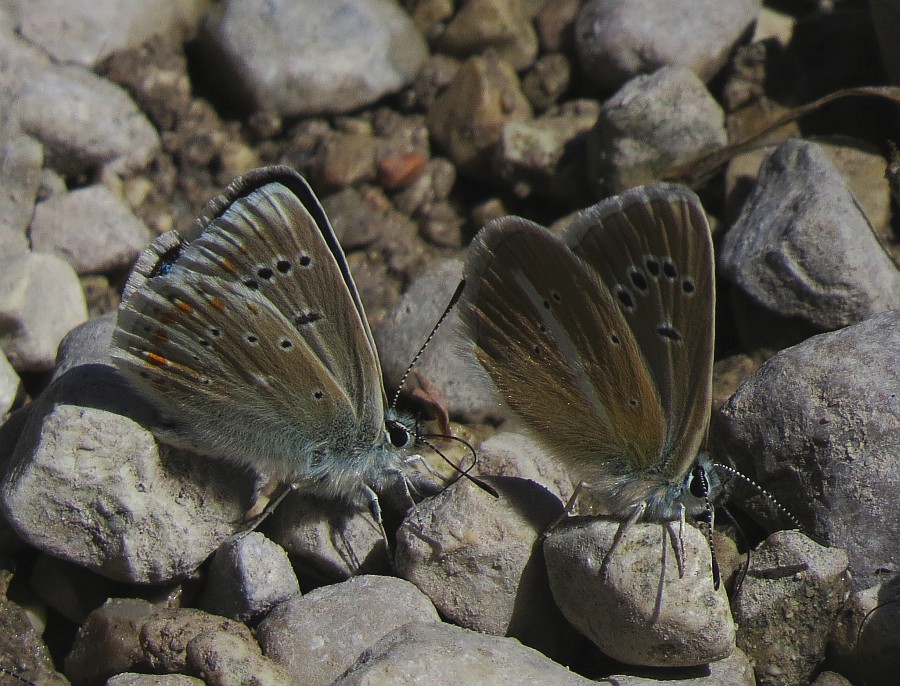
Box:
[160, 314, 178, 326]
[247, 302, 260, 314]
[174, 299, 194, 314]
[218, 257, 237, 273]
[152, 329, 169, 344]
[144, 352, 170, 367]
[209, 297, 227, 311]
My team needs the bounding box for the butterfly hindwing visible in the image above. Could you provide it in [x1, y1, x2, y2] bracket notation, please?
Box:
[111, 168, 388, 485]
[462, 218, 668, 493]
[563, 185, 715, 482]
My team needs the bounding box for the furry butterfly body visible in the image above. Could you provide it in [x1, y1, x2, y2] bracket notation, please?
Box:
[461, 184, 717, 522]
[111, 166, 415, 505]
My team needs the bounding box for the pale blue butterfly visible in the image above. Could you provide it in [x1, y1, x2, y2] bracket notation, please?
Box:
[110, 166, 417, 515]
[460, 183, 721, 582]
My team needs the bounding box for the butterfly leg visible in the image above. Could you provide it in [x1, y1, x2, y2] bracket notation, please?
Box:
[662, 503, 687, 579]
[362, 484, 396, 573]
[242, 478, 294, 525]
[540, 481, 584, 541]
[601, 501, 646, 580]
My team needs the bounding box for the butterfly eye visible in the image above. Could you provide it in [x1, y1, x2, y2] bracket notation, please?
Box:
[387, 420, 412, 448]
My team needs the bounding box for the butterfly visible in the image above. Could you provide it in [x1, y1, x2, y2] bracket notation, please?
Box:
[110, 166, 418, 517]
[460, 183, 719, 575]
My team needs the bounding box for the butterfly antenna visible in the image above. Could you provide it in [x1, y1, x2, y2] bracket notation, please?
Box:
[389, 279, 466, 411]
[694, 465, 721, 590]
[421, 434, 499, 498]
[713, 463, 803, 531]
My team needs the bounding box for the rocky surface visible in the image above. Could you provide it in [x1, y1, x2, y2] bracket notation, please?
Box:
[0, 1, 896, 684]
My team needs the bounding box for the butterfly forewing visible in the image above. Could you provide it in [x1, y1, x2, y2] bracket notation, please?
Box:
[111, 169, 387, 478]
[563, 185, 715, 481]
[462, 218, 667, 486]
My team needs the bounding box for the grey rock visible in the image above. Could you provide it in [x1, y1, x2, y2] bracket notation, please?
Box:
[0, 251, 87, 372]
[607, 648, 755, 685]
[201, 0, 427, 116]
[16, 0, 204, 67]
[826, 577, 900, 686]
[472, 430, 575, 504]
[493, 99, 599, 204]
[333, 620, 597, 686]
[544, 518, 735, 667]
[732, 531, 850, 686]
[811, 673, 855, 686]
[712, 309, 900, 589]
[719, 140, 900, 339]
[437, 0, 538, 71]
[395, 477, 575, 660]
[0, 367, 252, 583]
[0, 133, 43, 259]
[64, 598, 156, 684]
[575, 0, 761, 90]
[29, 185, 152, 274]
[15, 63, 160, 175]
[50, 313, 116, 382]
[106, 675, 204, 686]
[185, 631, 296, 686]
[376, 258, 501, 425]
[0, 347, 21, 417]
[199, 532, 300, 622]
[29, 553, 122, 625]
[588, 66, 727, 196]
[263, 489, 391, 582]
[140, 607, 257, 674]
[521, 53, 573, 112]
[427, 53, 532, 179]
[256, 575, 439, 686]
[535, 0, 580, 53]
[0, 592, 70, 686]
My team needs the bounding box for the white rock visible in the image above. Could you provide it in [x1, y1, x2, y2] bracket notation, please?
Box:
[732, 531, 850, 686]
[544, 518, 735, 667]
[334, 620, 597, 686]
[713, 309, 900, 589]
[0, 348, 21, 417]
[719, 140, 900, 334]
[15, 63, 160, 175]
[201, 0, 428, 116]
[17, 0, 205, 67]
[587, 66, 727, 195]
[395, 477, 575, 659]
[0, 400, 251, 584]
[199, 532, 300, 622]
[256, 575, 440, 686]
[575, 0, 761, 90]
[30, 185, 152, 274]
[0, 133, 43, 259]
[0, 251, 87, 372]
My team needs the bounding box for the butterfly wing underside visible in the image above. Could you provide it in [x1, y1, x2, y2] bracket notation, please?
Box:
[462, 219, 669, 498]
[111, 168, 386, 483]
[563, 184, 715, 483]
